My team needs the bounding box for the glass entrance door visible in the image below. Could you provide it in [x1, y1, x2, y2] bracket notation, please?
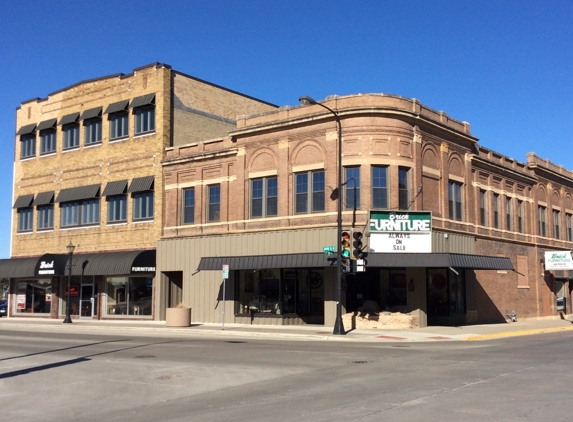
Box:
[80, 284, 94, 317]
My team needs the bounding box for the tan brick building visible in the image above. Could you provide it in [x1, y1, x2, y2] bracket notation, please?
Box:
[2, 63, 276, 320]
[157, 94, 573, 328]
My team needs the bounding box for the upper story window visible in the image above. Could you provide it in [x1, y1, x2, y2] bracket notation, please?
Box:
[553, 209, 561, 240]
[344, 167, 360, 210]
[13, 194, 34, 233]
[105, 100, 130, 141]
[448, 180, 463, 221]
[506, 197, 513, 231]
[479, 189, 487, 226]
[567, 213, 572, 242]
[182, 188, 195, 224]
[208, 184, 220, 222]
[17, 124, 37, 160]
[103, 180, 128, 224]
[517, 200, 524, 233]
[538, 205, 547, 237]
[398, 167, 410, 210]
[34, 191, 55, 230]
[128, 176, 154, 221]
[252, 176, 278, 218]
[60, 113, 80, 150]
[295, 171, 324, 214]
[493, 193, 500, 228]
[81, 107, 103, 146]
[131, 94, 156, 135]
[56, 184, 101, 228]
[372, 166, 388, 209]
[40, 129, 56, 155]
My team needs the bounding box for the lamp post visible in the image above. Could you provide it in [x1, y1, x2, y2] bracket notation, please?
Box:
[299, 95, 345, 335]
[63, 241, 75, 324]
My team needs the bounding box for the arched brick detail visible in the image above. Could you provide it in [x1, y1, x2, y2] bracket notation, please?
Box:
[448, 154, 464, 177]
[291, 140, 326, 167]
[248, 148, 278, 173]
[421, 145, 440, 170]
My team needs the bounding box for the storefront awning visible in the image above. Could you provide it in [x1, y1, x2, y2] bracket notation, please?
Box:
[0, 250, 156, 278]
[197, 253, 334, 271]
[366, 253, 514, 270]
[197, 252, 514, 271]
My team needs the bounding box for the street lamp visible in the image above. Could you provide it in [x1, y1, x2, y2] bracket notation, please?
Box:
[299, 95, 345, 335]
[63, 241, 75, 324]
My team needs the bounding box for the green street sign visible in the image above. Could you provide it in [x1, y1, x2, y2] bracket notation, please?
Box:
[323, 246, 335, 254]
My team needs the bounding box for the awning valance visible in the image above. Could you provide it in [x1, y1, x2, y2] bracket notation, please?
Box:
[127, 176, 154, 193]
[102, 180, 128, 196]
[37, 118, 57, 131]
[130, 93, 155, 109]
[16, 124, 37, 136]
[33, 191, 55, 206]
[197, 252, 514, 271]
[59, 112, 80, 126]
[55, 184, 100, 203]
[104, 100, 129, 114]
[80, 107, 102, 121]
[13, 194, 34, 209]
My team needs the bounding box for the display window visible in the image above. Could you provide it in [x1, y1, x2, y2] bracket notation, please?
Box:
[105, 276, 153, 316]
[16, 279, 52, 314]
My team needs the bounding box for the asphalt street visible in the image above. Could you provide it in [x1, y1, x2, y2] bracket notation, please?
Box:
[1, 327, 573, 421]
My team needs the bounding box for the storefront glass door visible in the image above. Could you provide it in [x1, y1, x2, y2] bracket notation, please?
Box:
[80, 284, 94, 317]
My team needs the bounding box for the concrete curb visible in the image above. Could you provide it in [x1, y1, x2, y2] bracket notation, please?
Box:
[464, 325, 573, 341]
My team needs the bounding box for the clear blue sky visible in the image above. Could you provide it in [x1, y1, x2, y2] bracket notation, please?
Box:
[1, 0, 572, 258]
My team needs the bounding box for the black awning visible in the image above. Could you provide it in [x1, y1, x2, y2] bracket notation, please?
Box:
[366, 253, 514, 270]
[0, 257, 40, 278]
[37, 118, 57, 131]
[130, 93, 155, 108]
[127, 176, 154, 193]
[72, 250, 156, 276]
[80, 107, 102, 120]
[13, 194, 34, 209]
[59, 112, 80, 125]
[33, 191, 55, 206]
[16, 124, 37, 136]
[197, 253, 334, 271]
[55, 184, 100, 203]
[104, 100, 129, 114]
[102, 180, 128, 196]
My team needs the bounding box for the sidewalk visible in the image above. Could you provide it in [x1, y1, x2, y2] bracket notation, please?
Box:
[1, 316, 573, 342]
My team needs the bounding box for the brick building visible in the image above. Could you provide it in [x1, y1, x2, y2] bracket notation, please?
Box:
[2, 63, 276, 320]
[157, 94, 573, 327]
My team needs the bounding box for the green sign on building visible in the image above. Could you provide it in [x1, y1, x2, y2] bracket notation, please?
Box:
[369, 211, 432, 233]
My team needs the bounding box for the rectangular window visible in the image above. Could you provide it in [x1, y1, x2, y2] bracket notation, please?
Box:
[493, 194, 500, 228]
[208, 185, 220, 222]
[506, 197, 512, 231]
[84, 118, 102, 145]
[61, 199, 100, 227]
[133, 192, 154, 220]
[109, 112, 129, 140]
[372, 166, 389, 209]
[553, 209, 561, 240]
[15, 280, 52, 314]
[108, 195, 127, 223]
[105, 276, 152, 316]
[63, 123, 79, 150]
[479, 189, 487, 226]
[567, 213, 572, 242]
[251, 177, 278, 218]
[182, 188, 195, 224]
[295, 171, 324, 214]
[135, 107, 155, 135]
[21, 134, 36, 159]
[37, 205, 54, 230]
[538, 205, 547, 237]
[517, 200, 524, 233]
[40, 130, 56, 154]
[398, 167, 410, 210]
[448, 181, 463, 221]
[345, 167, 361, 210]
[17, 207, 33, 232]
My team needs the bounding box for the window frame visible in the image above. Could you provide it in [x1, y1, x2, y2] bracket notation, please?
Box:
[448, 180, 463, 221]
[37, 204, 54, 230]
[40, 129, 56, 155]
[133, 191, 154, 221]
[567, 213, 572, 242]
[517, 200, 524, 233]
[251, 176, 278, 218]
[398, 167, 410, 210]
[17, 207, 33, 232]
[479, 189, 487, 226]
[344, 167, 361, 210]
[553, 209, 561, 240]
[493, 193, 500, 228]
[506, 197, 513, 231]
[60, 199, 100, 228]
[20, 134, 36, 159]
[62, 123, 80, 150]
[372, 166, 389, 209]
[134, 106, 155, 135]
[109, 111, 129, 140]
[294, 171, 324, 214]
[84, 117, 102, 146]
[538, 205, 547, 237]
[207, 184, 220, 222]
[182, 188, 195, 224]
[107, 195, 127, 223]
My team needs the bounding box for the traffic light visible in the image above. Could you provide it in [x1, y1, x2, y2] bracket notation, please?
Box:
[352, 231, 364, 259]
[341, 231, 351, 272]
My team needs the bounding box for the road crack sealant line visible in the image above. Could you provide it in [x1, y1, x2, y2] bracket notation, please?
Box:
[464, 325, 573, 341]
